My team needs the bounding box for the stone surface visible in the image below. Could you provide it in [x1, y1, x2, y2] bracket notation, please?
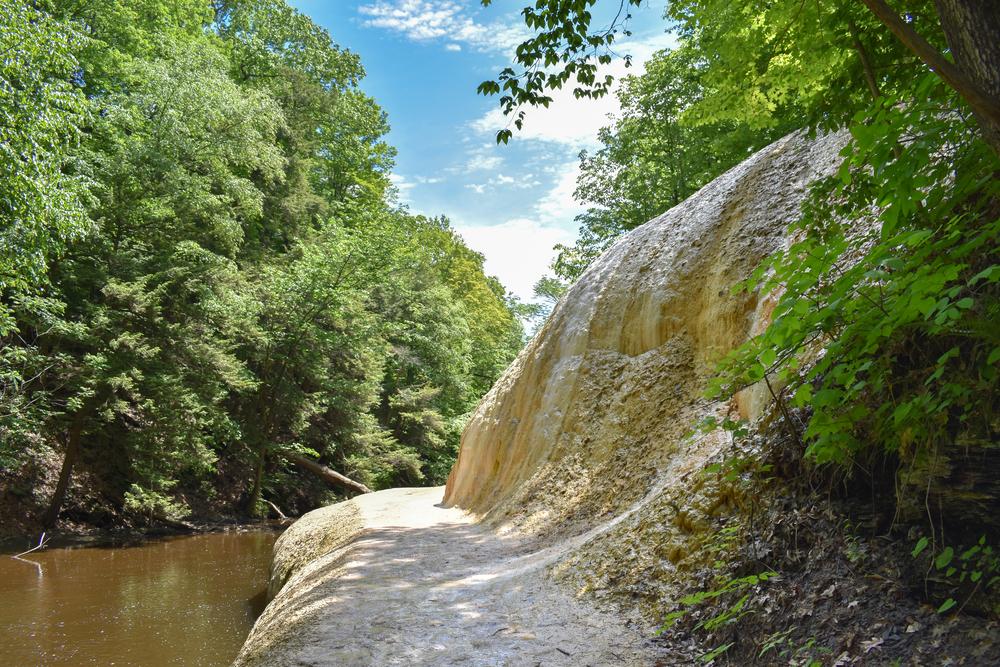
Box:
[440, 129, 850, 620]
[444, 130, 848, 518]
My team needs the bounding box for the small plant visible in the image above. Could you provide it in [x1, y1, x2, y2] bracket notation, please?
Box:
[913, 535, 1000, 614]
[657, 514, 778, 662]
[843, 521, 868, 565]
[760, 628, 831, 667]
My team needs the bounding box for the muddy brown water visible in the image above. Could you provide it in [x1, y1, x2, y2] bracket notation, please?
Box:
[1, 530, 281, 666]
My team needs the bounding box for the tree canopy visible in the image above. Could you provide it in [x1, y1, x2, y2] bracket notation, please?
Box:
[486, 0, 1000, 476]
[2, 0, 527, 526]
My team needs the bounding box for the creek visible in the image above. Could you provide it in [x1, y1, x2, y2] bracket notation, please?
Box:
[1, 529, 281, 666]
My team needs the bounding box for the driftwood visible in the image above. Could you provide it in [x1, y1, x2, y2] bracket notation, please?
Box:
[263, 499, 287, 520]
[278, 450, 373, 495]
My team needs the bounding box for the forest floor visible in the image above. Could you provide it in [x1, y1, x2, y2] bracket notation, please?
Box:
[649, 492, 1000, 666]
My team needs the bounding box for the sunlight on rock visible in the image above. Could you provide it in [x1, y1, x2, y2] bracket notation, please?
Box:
[234, 131, 851, 667]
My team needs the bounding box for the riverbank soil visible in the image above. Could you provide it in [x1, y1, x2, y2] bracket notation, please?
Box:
[0, 445, 336, 538]
[650, 493, 1000, 665]
[236, 487, 670, 666]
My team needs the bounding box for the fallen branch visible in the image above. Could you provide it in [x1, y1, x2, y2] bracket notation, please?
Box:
[107, 494, 197, 531]
[263, 498, 288, 520]
[277, 450, 373, 495]
[138, 508, 197, 531]
[12, 532, 48, 559]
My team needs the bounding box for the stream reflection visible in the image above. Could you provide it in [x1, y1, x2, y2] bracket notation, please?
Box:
[1, 530, 280, 666]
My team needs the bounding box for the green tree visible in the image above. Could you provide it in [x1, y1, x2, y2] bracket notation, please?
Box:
[552, 47, 798, 281]
[0, 0, 91, 291]
[39, 39, 284, 525]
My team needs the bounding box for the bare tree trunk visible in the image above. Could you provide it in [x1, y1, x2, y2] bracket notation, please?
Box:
[277, 449, 373, 495]
[41, 406, 88, 528]
[932, 0, 1000, 155]
[245, 441, 267, 515]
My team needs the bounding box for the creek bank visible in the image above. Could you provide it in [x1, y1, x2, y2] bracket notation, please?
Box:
[0, 444, 330, 539]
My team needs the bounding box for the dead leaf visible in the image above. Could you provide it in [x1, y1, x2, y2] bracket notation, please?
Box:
[831, 651, 851, 666]
[861, 637, 883, 653]
[906, 622, 923, 633]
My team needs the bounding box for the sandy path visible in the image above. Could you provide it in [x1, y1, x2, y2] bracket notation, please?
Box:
[233, 487, 661, 666]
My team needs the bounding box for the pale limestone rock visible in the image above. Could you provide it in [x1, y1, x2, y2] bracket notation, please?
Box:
[234, 130, 850, 665]
[444, 130, 849, 518]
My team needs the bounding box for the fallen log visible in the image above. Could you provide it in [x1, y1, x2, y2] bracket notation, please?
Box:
[277, 450, 373, 495]
[140, 508, 197, 531]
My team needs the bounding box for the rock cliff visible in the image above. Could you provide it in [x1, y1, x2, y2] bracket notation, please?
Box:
[436, 129, 849, 618]
[234, 130, 852, 665]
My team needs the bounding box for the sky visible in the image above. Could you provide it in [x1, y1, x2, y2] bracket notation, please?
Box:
[289, 0, 676, 303]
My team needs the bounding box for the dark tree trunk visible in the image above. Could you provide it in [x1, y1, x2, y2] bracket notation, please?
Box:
[41, 406, 89, 527]
[859, 0, 1000, 156]
[932, 0, 1000, 155]
[245, 441, 268, 514]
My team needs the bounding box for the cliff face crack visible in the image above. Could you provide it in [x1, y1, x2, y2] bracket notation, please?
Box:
[235, 487, 659, 667]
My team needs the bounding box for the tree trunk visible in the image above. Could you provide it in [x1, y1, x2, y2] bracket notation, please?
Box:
[859, 0, 1000, 156]
[245, 441, 267, 515]
[41, 406, 89, 528]
[277, 449, 373, 495]
[932, 0, 1000, 155]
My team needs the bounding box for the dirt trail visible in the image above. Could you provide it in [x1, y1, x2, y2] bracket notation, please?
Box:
[234, 487, 661, 666]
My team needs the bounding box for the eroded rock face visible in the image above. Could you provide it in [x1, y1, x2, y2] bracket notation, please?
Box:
[441, 131, 849, 613]
[235, 131, 853, 666]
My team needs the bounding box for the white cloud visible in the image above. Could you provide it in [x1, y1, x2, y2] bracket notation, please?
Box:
[465, 153, 502, 171]
[536, 162, 586, 223]
[452, 219, 574, 302]
[357, 1, 527, 52]
[468, 32, 677, 149]
[389, 173, 415, 202]
[445, 43, 461, 51]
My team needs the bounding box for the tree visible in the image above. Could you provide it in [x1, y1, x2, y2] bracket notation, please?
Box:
[481, 1, 1000, 157]
[39, 39, 284, 525]
[239, 214, 401, 512]
[0, 0, 91, 292]
[552, 47, 799, 281]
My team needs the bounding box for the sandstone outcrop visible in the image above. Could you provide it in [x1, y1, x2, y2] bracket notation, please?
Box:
[235, 130, 851, 664]
[441, 129, 849, 615]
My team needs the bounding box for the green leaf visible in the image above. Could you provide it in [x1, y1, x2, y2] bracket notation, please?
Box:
[937, 598, 957, 614]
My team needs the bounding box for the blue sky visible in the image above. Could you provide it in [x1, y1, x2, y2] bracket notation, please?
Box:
[290, 0, 675, 302]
